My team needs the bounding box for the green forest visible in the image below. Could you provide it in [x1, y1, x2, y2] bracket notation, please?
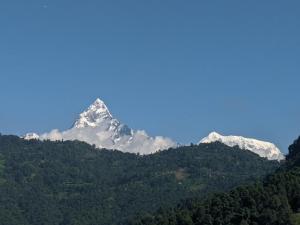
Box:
[129, 136, 300, 225]
[0, 135, 278, 225]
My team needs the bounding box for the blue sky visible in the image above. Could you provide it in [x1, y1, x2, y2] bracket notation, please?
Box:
[0, 0, 299, 153]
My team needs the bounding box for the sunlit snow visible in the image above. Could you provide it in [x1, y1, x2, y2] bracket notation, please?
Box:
[199, 131, 285, 160]
[24, 98, 176, 154]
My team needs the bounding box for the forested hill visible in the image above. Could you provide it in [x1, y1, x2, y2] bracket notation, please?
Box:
[0, 135, 279, 225]
[129, 136, 300, 225]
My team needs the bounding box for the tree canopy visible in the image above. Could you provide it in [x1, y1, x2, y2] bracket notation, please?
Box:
[129, 136, 300, 225]
[0, 135, 279, 225]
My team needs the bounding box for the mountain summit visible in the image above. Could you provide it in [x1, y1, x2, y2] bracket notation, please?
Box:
[199, 132, 285, 160]
[24, 98, 176, 154]
[73, 98, 113, 128]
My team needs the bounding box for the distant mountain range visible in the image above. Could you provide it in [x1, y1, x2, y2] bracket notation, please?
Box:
[24, 98, 284, 160]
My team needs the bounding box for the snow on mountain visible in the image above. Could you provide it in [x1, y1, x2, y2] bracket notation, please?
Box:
[23, 99, 285, 160]
[73, 98, 113, 128]
[24, 98, 176, 154]
[199, 132, 285, 160]
[23, 132, 40, 140]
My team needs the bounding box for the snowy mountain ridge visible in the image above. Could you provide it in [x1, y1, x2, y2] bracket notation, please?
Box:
[199, 132, 285, 160]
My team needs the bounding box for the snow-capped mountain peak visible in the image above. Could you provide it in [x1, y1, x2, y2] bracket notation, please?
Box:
[199, 131, 285, 160]
[206, 131, 222, 139]
[24, 98, 177, 154]
[73, 98, 113, 128]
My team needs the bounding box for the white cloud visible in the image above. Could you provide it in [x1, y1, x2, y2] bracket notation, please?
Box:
[37, 126, 176, 154]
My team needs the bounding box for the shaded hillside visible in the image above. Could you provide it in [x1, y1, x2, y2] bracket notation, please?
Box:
[129, 136, 300, 225]
[0, 135, 279, 225]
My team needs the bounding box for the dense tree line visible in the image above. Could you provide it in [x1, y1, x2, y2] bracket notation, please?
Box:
[129, 136, 300, 225]
[0, 135, 278, 225]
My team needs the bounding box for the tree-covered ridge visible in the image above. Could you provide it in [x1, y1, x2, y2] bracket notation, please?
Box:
[286, 137, 300, 169]
[129, 136, 300, 225]
[0, 135, 279, 225]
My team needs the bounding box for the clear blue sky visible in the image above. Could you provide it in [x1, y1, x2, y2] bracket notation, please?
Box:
[0, 0, 299, 153]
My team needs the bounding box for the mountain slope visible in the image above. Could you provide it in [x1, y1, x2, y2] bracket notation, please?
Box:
[200, 132, 285, 160]
[0, 135, 279, 225]
[130, 136, 300, 225]
[24, 98, 176, 154]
